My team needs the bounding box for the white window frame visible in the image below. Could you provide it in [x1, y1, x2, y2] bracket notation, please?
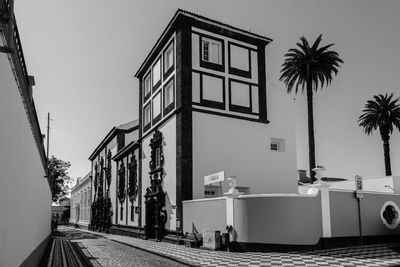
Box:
[144, 73, 151, 97]
[202, 38, 222, 65]
[163, 41, 174, 73]
[144, 104, 151, 127]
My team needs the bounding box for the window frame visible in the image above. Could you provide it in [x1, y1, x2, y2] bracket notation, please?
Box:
[163, 39, 175, 80]
[228, 78, 257, 114]
[143, 102, 151, 132]
[152, 91, 162, 125]
[152, 56, 162, 92]
[199, 72, 226, 110]
[143, 72, 152, 103]
[163, 76, 175, 116]
[228, 41, 252, 78]
[199, 34, 225, 72]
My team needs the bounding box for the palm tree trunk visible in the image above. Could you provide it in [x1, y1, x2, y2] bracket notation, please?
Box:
[382, 135, 392, 176]
[307, 80, 316, 183]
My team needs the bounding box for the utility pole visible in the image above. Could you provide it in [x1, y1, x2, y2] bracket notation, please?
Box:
[47, 112, 51, 189]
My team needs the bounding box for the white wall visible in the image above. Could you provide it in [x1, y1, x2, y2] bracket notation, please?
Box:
[192, 99, 298, 199]
[141, 116, 177, 230]
[0, 49, 51, 266]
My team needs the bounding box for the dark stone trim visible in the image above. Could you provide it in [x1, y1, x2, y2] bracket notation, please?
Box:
[143, 102, 151, 132]
[21, 233, 50, 267]
[228, 41, 252, 78]
[228, 78, 258, 115]
[138, 78, 143, 228]
[192, 107, 269, 124]
[152, 91, 162, 125]
[198, 71, 226, 110]
[109, 224, 145, 238]
[175, 22, 193, 233]
[138, 143, 143, 227]
[152, 56, 162, 93]
[229, 234, 400, 252]
[198, 33, 225, 72]
[257, 43, 268, 123]
[163, 39, 175, 80]
[163, 76, 175, 116]
[143, 72, 151, 103]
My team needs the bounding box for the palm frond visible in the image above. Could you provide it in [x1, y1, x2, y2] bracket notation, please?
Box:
[358, 93, 400, 136]
[280, 34, 343, 95]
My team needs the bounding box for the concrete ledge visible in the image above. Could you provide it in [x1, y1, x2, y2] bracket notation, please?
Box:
[20, 233, 51, 267]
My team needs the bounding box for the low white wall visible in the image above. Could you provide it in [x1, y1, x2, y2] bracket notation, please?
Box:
[183, 197, 227, 234]
[330, 189, 400, 237]
[0, 49, 51, 266]
[234, 193, 322, 245]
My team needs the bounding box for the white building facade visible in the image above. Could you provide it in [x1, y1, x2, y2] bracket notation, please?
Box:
[0, 2, 51, 266]
[70, 173, 91, 228]
[132, 9, 298, 239]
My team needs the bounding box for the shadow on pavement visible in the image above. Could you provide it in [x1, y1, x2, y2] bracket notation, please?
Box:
[39, 229, 100, 267]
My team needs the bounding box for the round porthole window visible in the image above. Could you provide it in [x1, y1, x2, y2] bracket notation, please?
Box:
[380, 201, 400, 230]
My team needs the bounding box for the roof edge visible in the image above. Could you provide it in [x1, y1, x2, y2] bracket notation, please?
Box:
[134, 9, 272, 78]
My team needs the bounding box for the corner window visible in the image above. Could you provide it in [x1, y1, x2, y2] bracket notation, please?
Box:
[163, 41, 174, 75]
[143, 103, 151, 131]
[144, 73, 151, 101]
[202, 38, 222, 64]
[163, 77, 175, 115]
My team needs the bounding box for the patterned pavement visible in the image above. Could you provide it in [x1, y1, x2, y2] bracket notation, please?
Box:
[70, 227, 400, 267]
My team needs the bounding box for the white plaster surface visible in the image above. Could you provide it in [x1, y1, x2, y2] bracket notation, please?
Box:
[192, 88, 298, 198]
[141, 117, 177, 230]
[0, 49, 51, 266]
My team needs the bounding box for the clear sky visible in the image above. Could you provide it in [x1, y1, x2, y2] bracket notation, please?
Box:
[14, 0, 400, 181]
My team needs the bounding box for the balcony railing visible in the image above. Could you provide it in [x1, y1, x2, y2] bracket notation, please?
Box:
[0, 0, 49, 179]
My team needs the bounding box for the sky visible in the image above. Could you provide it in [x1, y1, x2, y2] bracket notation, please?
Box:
[14, 0, 400, 181]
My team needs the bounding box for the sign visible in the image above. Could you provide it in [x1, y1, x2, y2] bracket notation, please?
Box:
[204, 171, 225, 185]
[355, 175, 363, 199]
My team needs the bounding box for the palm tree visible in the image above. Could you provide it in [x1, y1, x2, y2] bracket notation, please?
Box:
[280, 34, 343, 183]
[358, 93, 400, 176]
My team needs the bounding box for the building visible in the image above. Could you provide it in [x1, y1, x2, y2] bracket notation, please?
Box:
[70, 173, 91, 228]
[0, 2, 51, 266]
[91, 9, 297, 240]
[89, 120, 139, 232]
[52, 197, 70, 224]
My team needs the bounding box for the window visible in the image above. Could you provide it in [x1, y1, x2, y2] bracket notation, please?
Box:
[270, 138, 285, 152]
[200, 74, 225, 110]
[202, 38, 222, 64]
[163, 41, 174, 74]
[152, 58, 161, 87]
[144, 73, 151, 99]
[143, 103, 151, 130]
[163, 78, 175, 114]
[271, 143, 279, 151]
[152, 92, 161, 124]
[228, 42, 252, 78]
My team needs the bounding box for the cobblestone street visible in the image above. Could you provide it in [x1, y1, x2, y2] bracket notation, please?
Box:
[42, 226, 400, 267]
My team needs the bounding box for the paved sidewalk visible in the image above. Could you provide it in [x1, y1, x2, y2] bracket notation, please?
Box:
[71, 227, 400, 267]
